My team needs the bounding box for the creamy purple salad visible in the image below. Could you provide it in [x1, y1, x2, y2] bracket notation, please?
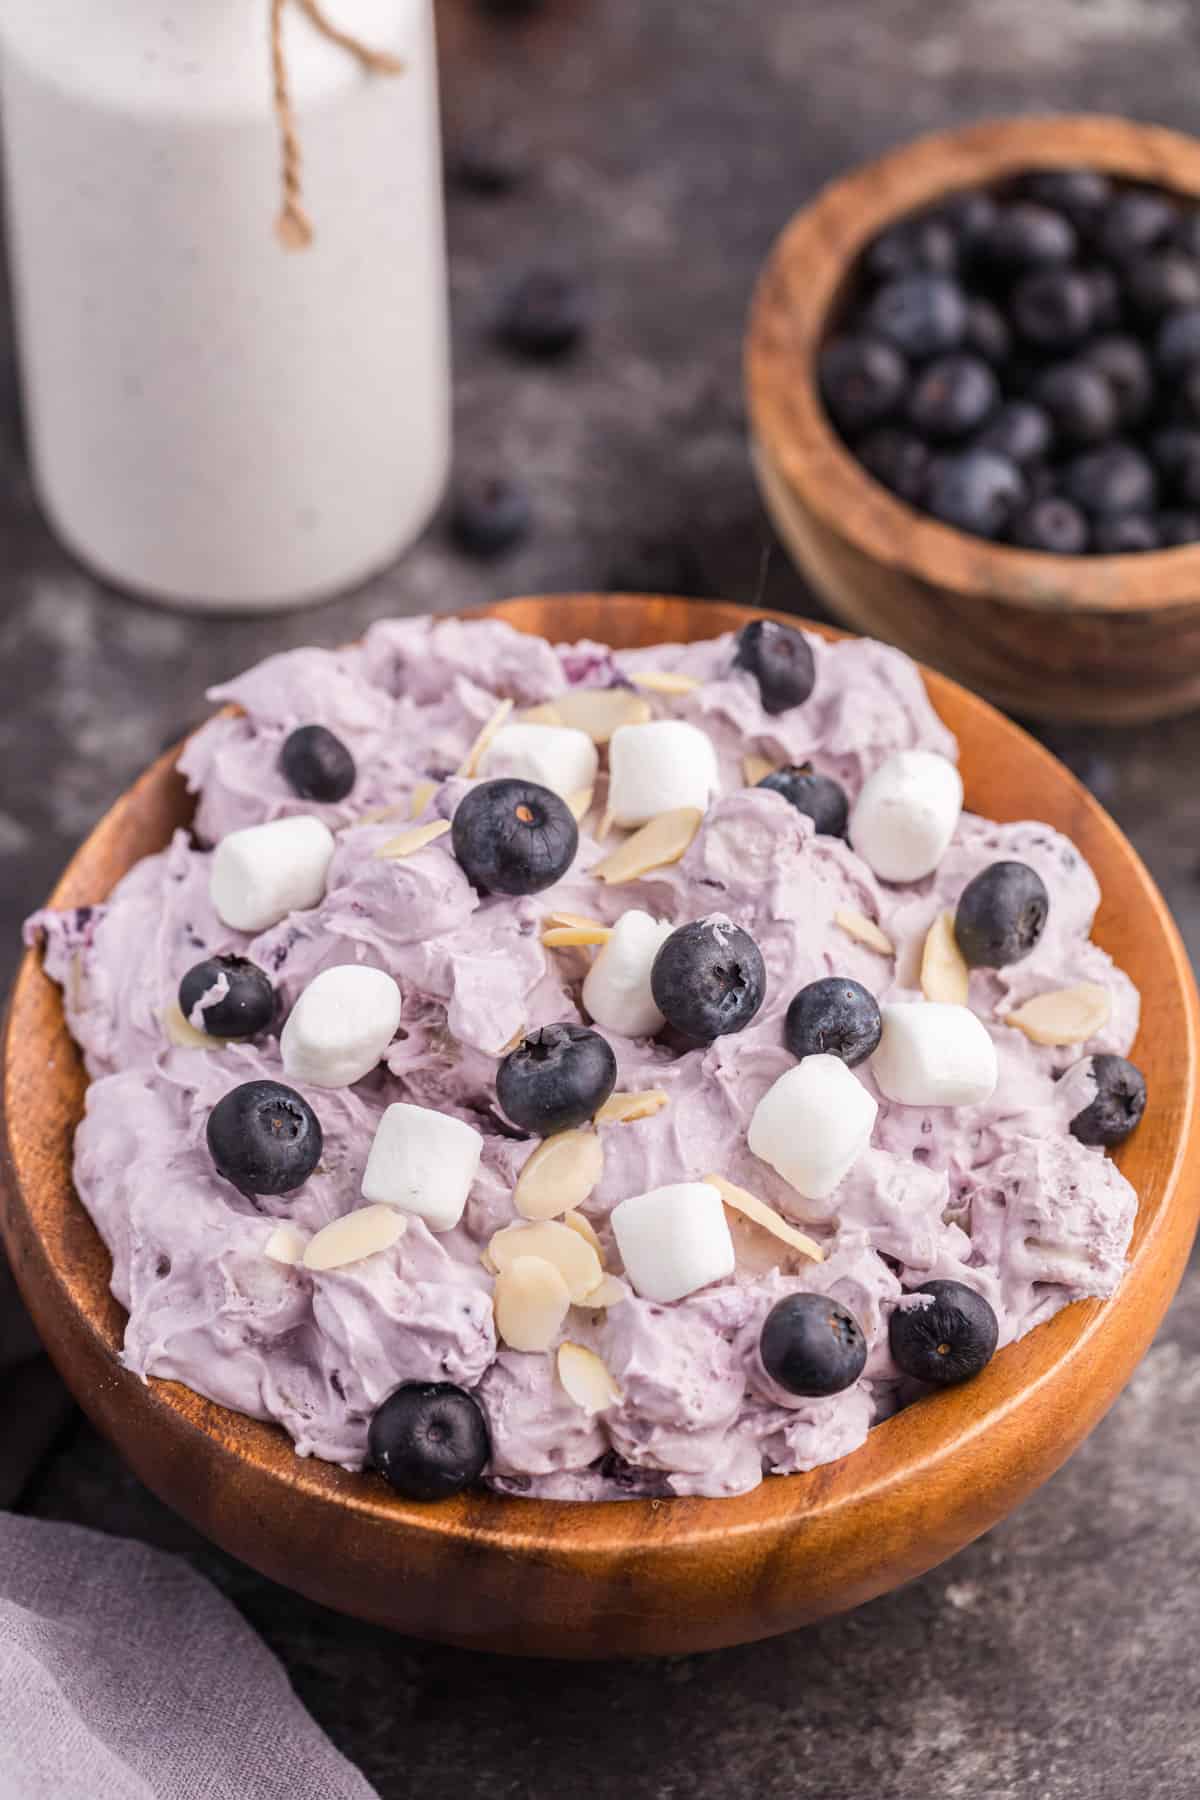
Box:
[26, 615, 1141, 1502]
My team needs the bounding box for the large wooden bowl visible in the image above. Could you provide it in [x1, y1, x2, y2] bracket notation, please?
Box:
[2, 594, 1197, 1658]
[747, 115, 1200, 725]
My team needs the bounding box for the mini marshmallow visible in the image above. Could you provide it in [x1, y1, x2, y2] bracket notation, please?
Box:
[361, 1101, 484, 1232]
[872, 1002, 998, 1107]
[610, 1181, 735, 1303]
[582, 909, 675, 1037]
[478, 722, 599, 800]
[607, 719, 720, 828]
[210, 814, 335, 933]
[748, 1054, 878, 1200]
[848, 750, 963, 884]
[280, 965, 402, 1089]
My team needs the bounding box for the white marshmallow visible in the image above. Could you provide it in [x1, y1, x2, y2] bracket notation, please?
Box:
[607, 720, 720, 828]
[582, 909, 674, 1038]
[872, 1002, 998, 1107]
[361, 1101, 484, 1232]
[280, 965, 402, 1089]
[478, 722, 599, 800]
[848, 750, 963, 884]
[210, 814, 335, 932]
[748, 1054, 878, 1201]
[610, 1181, 735, 1302]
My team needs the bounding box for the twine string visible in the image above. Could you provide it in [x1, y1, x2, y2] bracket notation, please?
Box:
[270, 0, 405, 250]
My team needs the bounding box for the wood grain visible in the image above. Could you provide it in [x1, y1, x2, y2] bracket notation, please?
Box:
[2, 593, 1197, 1658]
[746, 115, 1200, 724]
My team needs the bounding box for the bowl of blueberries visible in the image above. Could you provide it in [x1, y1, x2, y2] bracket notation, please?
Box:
[746, 114, 1200, 724]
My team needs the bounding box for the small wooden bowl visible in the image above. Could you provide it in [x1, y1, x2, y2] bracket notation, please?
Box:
[747, 115, 1200, 724]
[2, 594, 1197, 1658]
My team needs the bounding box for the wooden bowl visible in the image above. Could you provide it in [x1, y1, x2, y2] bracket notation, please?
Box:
[2, 594, 1197, 1659]
[746, 115, 1200, 725]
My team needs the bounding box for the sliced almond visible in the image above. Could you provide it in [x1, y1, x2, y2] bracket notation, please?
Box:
[514, 1130, 604, 1221]
[498, 1023, 527, 1055]
[456, 696, 515, 779]
[408, 778, 438, 820]
[529, 687, 652, 744]
[493, 1255, 570, 1353]
[743, 753, 777, 787]
[303, 1204, 406, 1272]
[565, 787, 594, 824]
[834, 906, 895, 957]
[488, 1218, 603, 1302]
[562, 1210, 605, 1261]
[1004, 982, 1112, 1047]
[546, 908, 609, 930]
[557, 1341, 623, 1412]
[595, 1088, 669, 1125]
[591, 807, 703, 884]
[704, 1173, 824, 1263]
[576, 1273, 628, 1310]
[162, 1001, 229, 1051]
[541, 922, 613, 948]
[375, 817, 452, 860]
[921, 910, 969, 1006]
[264, 1222, 309, 1266]
[629, 670, 701, 695]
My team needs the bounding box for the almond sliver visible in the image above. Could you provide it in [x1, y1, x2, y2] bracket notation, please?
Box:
[743, 753, 777, 787]
[705, 1173, 824, 1263]
[376, 818, 452, 860]
[629, 670, 701, 695]
[595, 1088, 669, 1124]
[264, 1223, 309, 1266]
[538, 687, 652, 743]
[456, 696, 515, 778]
[541, 923, 613, 948]
[408, 778, 438, 820]
[1004, 982, 1112, 1047]
[562, 1210, 605, 1261]
[591, 807, 703, 884]
[921, 910, 969, 1005]
[303, 1204, 406, 1272]
[514, 1130, 604, 1221]
[557, 1342, 622, 1411]
[162, 1002, 229, 1051]
[834, 906, 895, 957]
[488, 1218, 603, 1302]
[493, 1255, 570, 1353]
[577, 1273, 628, 1310]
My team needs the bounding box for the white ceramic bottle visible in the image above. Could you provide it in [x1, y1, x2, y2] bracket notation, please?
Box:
[0, 0, 450, 611]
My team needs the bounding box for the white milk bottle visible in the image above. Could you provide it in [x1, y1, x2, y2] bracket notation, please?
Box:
[0, 0, 450, 611]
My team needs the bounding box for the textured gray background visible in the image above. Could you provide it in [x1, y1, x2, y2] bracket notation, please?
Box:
[3, 2, 1200, 1796]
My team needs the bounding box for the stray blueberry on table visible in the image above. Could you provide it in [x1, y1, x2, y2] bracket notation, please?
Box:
[818, 334, 909, 435]
[784, 976, 882, 1068]
[451, 777, 578, 896]
[449, 475, 532, 558]
[889, 1280, 999, 1386]
[866, 272, 967, 359]
[1009, 497, 1089, 555]
[650, 917, 766, 1043]
[368, 1382, 490, 1503]
[954, 860, 1050, 968]
[206, 1080, 323, 1196]
[178, 954, 275, 1039]
[496, 268, 587, 358]
[496, 1023, 617, 1135]
[907, 352, 998, 439]
[732, 618, 816, 714]
[279, 724, 356, 802]
[924, 448, 1026, 538]
[760, 1293, 868, 1398]
[757, 764, 849, 837]
[1069, 1053, 1148, 1148]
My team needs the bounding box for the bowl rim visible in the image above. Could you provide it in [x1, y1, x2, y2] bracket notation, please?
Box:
[746, 112, 1200, 614]
[3, 593, 1198, 1649]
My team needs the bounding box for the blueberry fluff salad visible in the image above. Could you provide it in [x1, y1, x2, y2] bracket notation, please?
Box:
[26, 615, 1147, 1503]
[820, 166, 1200, 553]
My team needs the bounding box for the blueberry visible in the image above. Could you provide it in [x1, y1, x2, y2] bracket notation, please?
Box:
[279, 725, 356, 802]
[178, 954, 275, 1039]
[1175, 212, 1200, 261]
[784, 976, 881, 1067]
[1068, 1053, 1148, 1147]
[1032, 363, 1119, 448]
[1155, 306, 1200, 374]
[449, 475, 532, 557]
[757, 763, 849, 835]
[496, 1023, 617, 1134]
[862, 214, 958, 283]
[1092, 514, 1159, 553]
[206, 1080, 323, 1196]
[984, 201, 1077, 271]
[1175, 361, 1200, 427]
[650, 917, 766, 1042]
[818, 334, 908, 435]
[940, 189, 999, 251]
[954, 860, 1050, 967]
[732, 618, 816, 714]
[888, 1280, 999, 1386]
[496, 268, 587, 357]
[866, 273, 967, 359]
[1011, 267, 1095, 350]
[1024, 463, 1058, 502]
[1021, 168, 1112, 227]
[368, 1382, 490, 1502]
[451, 778, 578, 896]
[1079, 335, 1152, 429]
[974, 400, 1053, 466]
[906, 353, 999, 439]
[1009, 497, 1089, 555]
[1124, 250, 1200, 317]
[925, 448, 1026, 538]
[1084, 265, 1123, 332]
[1063, 442, 1158, 516]
[856, 427, 931, 504]
[962, 296, 1012, 364]
[1096, 190, 1177, 262]
[759, 1293, 868, 1398]
[1157, 508, 1200, 545]
[1151, 427, 1200, 505]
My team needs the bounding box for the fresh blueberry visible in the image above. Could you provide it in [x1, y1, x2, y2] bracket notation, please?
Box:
[1096, 190, 1178, 263]
[1084, 265, 1123, 332]
[279, 725, 356, 802]
[1151, 427, 1200, 505]
[1092, 514, 1159, 553]
[1079, 335, 1152, 429]
[732, 618, 816, 714]
[178, 954, 275, 1039]
[1124, 250, 1200, 317]
[1157, 508, 1200, 545]
[757, 763, 849, 836]
[818, 334, 908, 435]
[760, 1293, 868, 1397]
[925, 448, 1026, 538]
[866, 273, 968, 359]
[940, 189, 999, 252]
[907, 352, 999, 439]
[368, 1382, 490, 1502]
[1068, 1053, 1148, 1148]
[1009, 497, 1089, 554]
[1063, 442, 1158, 516]
[496, 1023, 617, 1134]
[1155, 306, 1200, 374]
[984, 201, 1077, 271]
[1024, 463, 1058, 502]
[1011, 267, 1095, 349]
[954, 860, 1050, 967]
[1032, 363, 1119, 448]
[962, 296, 1012, 364]
[449, 475, 532, 557]
[784, 976, 882, 1067]
[1021, 168, 1112, 227]
[856, 427, 931, 504]
[206, 1080, 323, 1196]
[974, 400, 1053, 466]
[650, 917, 766, 1043]
[1175, 361, 1200, 427]
[496, 268, 587, 357]
[862, 214, 958, 283]
[888, 1280, 999, 1386]
[452, 778, 578, 896]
